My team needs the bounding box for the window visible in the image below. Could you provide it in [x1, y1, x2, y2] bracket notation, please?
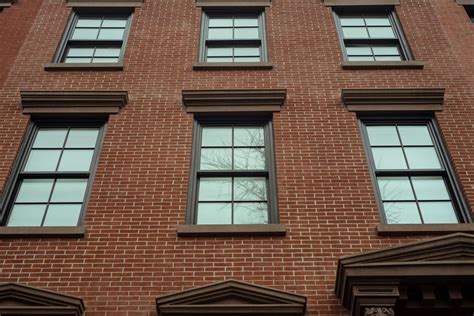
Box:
[334, 8, 412, 61]
[187, 119, 278, 225]
[55, 11, 132, 64]
[1, 122, 104, 227]
[465, 6, 474, 22]
[360, 118, 469, 225]
[199, 10, 268, 63]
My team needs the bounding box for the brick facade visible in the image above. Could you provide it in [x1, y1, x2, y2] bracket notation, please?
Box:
[0, 0, 473, 315]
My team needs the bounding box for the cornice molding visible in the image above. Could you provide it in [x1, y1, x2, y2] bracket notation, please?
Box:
[20, 90, 128, 115]
[66, 0, 143, 7]
[341, 88, 445, 112]
[182, 89, 286, 113]
[0, 283, 85, 316]
[195, 0, 271, 7]
[156, 279, 306, 316]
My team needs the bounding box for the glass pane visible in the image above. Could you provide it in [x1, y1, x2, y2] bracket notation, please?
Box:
[7, 204, 47, 227]
[234, 177, 267, 201]
[98, 28, 125, 40]
[365, 17, 391, 26]
[72, 28, 99, 40]
[66, 129, 99, 148]
[377, 177, 414, 201]
[412, 177, 450, 200]
[234, 18, 259, 27]
[367, 126, 400, 146]
[198, 178, 232, 201]
[234, 28, 259, 39]
[346, 46, 372, 56]
[383, 202, 422, 224]
[372, 46, 399, 55]
[234, 57, 261, 62]
[94, 48, 121, 57]
[340, 17, 365, 26]
[92, 58, 119, 63]
[342, 27, 369, 39]
[208, 28, 233, 39]
[43, 204, 82, 226]
[398, 126, 433, 145]
[419, 202, 459, 224]
[234, 47, 260, 56]
[200, 148, 232, 170]
[76, 18, 102, 28]
[405, 147, 441, 169]
[234, 127, 264, 146]
[65, 58, 92, 63]
[50, 179, 88, 203]
[234, 203, 268, 224]
[368, 27, 396, 38]
[348, 56, 375, 61]
[375, 56, 402, 61]
[202, 127, 232, 146]
[102, 19, 127, 28]
[16, 179, 54, 203]
[372, 148, 407, 169]
[207, 47, 233, 57]
[58, 150, 94, 172]
[208, 18, 233, 27]
[33, 129, 67, 148]
[206, 57, 233, 62]
[67, 48, 95, 57]
[196, 203, 232, 224]
[24, 150, 61, 172]
[234, 148, 265, 170]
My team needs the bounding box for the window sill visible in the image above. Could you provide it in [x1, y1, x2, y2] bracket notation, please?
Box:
[377, 224, 474, 236]
[0, 226, 86, 238]
[44, 63, 124, 71]
[177, 224, 286, 237]
[341, 61, 424, 69]
[193, 62, 273, 70]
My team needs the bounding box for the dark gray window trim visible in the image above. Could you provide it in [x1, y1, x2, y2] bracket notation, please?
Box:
[333, 6, 415, 63]
[48, 8, 134, 70]
[198, 8, 269, 64]
[0, 119, 107, 233]
[184, 116, 281, 235]
[0, 0, 14, 8]
[358, 114, 471, 227]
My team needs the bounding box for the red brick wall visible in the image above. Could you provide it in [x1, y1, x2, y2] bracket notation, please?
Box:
[0, 0, 473, 315]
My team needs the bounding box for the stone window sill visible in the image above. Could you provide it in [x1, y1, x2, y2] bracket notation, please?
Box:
[193, 62, 273, 70]
[44, 63, 124, 71]
[341, 61, 424, 69]
[0, 226, 86, 238]
[377, 224, 474, 236]
[177, 224, 286, 237]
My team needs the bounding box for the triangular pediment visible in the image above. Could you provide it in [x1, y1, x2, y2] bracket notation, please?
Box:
[156, 280, 306, 315]
[0, 283, 85, 315]
[340, 233, 474, 265]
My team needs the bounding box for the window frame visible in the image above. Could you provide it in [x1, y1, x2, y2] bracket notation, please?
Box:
[0, 120, 106, 227]
[333, 7, 413, 62]
[186, 117, 279, 225]
[359, 115, 471, 225]
[53, 9, 133, 65]
[465, 5, 474, 22]
[198, 8, 269, 64]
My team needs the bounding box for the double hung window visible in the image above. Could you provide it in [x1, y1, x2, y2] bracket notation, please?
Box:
[200, 11, 268, 63]
[1, 122, 104, 227]
[56, 12, 132, 64]
[188, 120, 278, 225]
[334, 9, 412, 61]
[361, 119, 469, 224]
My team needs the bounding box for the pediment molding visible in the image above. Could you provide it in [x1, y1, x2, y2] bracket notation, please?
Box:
[0, 283, 85, 316]
[156, 279, 306, 315]
[336, 233, 474, 316]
